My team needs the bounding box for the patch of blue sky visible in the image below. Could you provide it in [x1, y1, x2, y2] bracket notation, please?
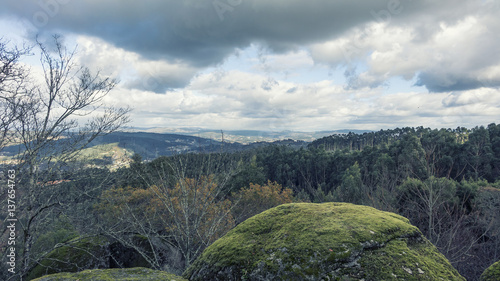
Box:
[199, 43, 349, 86]
[384, 74, 427, 95]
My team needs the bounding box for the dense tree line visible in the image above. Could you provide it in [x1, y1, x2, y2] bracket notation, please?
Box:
[309, 124, 500, 182]
[4, 36, 497, 280]
[3, 124, 499, 280]
[108, 125, 500, 279]
[103, 124, 500, 279]
[3, 29, 500, 281]
[232, 124, 500, 280]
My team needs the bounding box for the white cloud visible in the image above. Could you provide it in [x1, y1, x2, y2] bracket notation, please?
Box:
[75, 36, 199, 93]
[2, 0, 499, 131]
[309, 3, 500, 92]
[103, 66, 498, 131]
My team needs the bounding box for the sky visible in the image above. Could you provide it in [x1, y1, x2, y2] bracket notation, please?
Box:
[1, 0, 499, 132]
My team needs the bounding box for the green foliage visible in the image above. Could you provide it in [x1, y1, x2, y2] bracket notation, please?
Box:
[456, 179, 480, 211]
[310, 124, 500, 182]
[395, 134, 429, 180]
[21, 123, 500, 281]
[31, 216, 79, 259]
[464, 126, 494, 181]
[335, 162, 365, 204]
[493, 180, 500, 189]
[312, 184, 335, 203]
[398, 177, 458, 206]
[294, 189, 312, 202]
[227, 155, 267, 192]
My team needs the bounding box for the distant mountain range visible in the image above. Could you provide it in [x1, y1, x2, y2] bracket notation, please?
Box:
[89, 131, 243, 160]
[88, 131, 315, 160]
[0, 128, 370, 167]
[122, 127, 370, 144]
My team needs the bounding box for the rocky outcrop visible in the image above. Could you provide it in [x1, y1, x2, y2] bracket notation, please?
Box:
[27, 236, 150, 280]
[31, 267, 187, 281]
[481, 260, 500, 281]
[184, 202, 465, 280]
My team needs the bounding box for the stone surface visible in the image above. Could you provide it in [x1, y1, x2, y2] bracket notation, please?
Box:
[27, 236, 150, 280]
[184, 202, 465, 280]
[31, 267, 187, 281]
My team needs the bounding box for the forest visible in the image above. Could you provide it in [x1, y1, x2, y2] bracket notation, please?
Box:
[1, 37, 500, 281]
[1, 124, 499, 280]
[122, 125, 500, 280]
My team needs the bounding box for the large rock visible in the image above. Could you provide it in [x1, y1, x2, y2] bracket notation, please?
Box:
[27, 236, 150, 280]
[27, 236, 111, 280]
[184, 203, 465, 280]
[31, 267, 187, 281]
[481, 260, 500, 281]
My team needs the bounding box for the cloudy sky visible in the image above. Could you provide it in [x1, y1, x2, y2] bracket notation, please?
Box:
[1, 0, 499, 132]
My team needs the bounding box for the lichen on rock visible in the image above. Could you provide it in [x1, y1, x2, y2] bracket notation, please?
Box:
[481, 260, 500, 281]
[31, 267, 187, 281]
[184, 202, 465, 280]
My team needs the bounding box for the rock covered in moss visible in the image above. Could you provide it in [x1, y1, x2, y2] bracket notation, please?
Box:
[481, 260, 500, 281]
[27, 236, 111, 280]
[184, 203, 465, 281]
[31, 267, 187, 281]
[27, 236, 150, 280]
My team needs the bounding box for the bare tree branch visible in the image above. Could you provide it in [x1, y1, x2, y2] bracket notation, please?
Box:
[0, 35, 130, 280]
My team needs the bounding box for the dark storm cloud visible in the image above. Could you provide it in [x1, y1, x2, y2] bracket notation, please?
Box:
[415, 72, 485, 93]
[0, 0, 446, 66]
[2, 0, 498, 93]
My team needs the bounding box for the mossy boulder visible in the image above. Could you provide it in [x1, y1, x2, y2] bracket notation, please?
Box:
[27, 236, 150, 280]
[31, 267, 187, 281]
[28, 236, 111, 280]
[184, 202, 465, 280]
[481, 260, 500, 281]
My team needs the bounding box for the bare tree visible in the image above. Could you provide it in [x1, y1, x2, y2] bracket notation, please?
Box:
[0, 39, 31, 151]
[1, 35, 130, 280]
[396, 177, 488, 279]
[95, 153, 238, 274]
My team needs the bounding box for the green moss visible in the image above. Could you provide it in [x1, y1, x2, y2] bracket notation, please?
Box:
[359, 239, 464, 280]
[27, 236, 110, 280]
[31, 267, 187, 281]
[28, 235, 155, 280]
[184, 203, 465, 280]
[481, 260, 500, 281]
